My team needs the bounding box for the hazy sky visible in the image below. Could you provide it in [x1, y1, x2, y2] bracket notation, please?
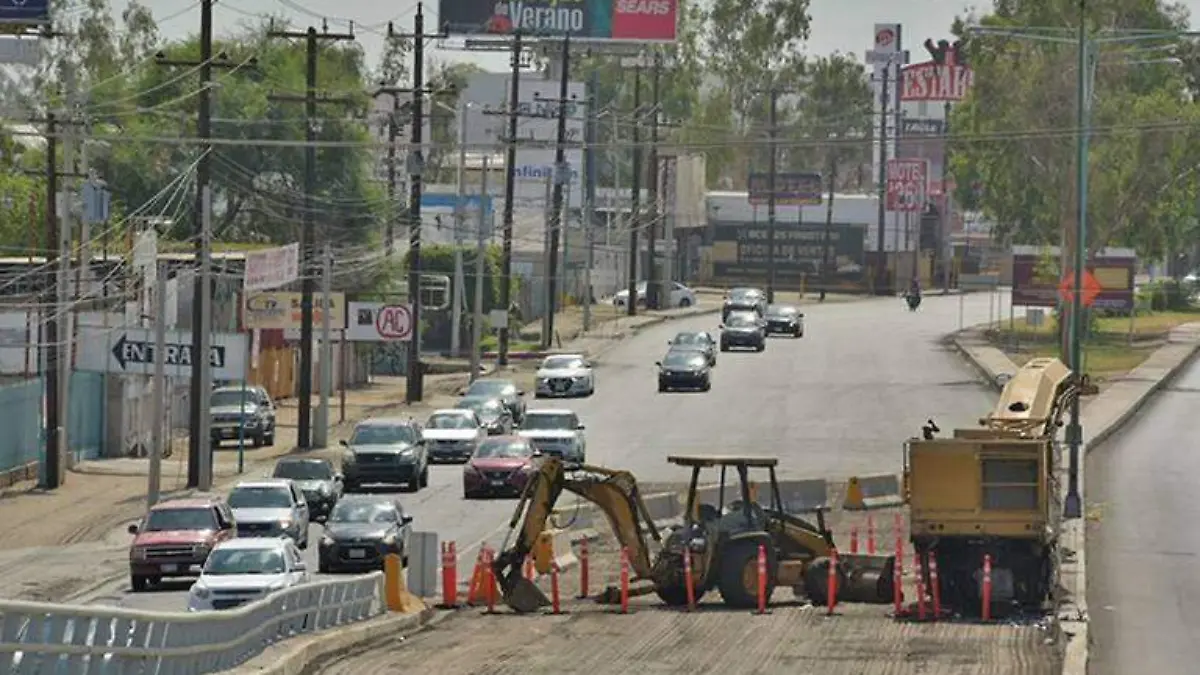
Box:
[136, 0, 1028, 73]
[132, 0, 1200, 74]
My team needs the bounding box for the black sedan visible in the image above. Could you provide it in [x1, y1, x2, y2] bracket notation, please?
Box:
[271, 457, 342, 520]
[460, 379, 526, 423]
[455, 396, 514, 435]
[719, 311, 766, 352]
[657, 349, 712, 392]
[763, 304, 805, 338]
[721, 287, 767, 321]
[668, 331, 718, 366]
[318, 496, 413, 573]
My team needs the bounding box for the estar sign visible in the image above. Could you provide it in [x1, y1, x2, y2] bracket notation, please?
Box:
[438, 0, 678, 42]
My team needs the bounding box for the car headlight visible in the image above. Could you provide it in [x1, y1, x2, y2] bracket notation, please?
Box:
[279, 519, 293, 530]
[191, 543, 210, 557]
[321, 534, 334, 546]
[132, 547, 148, 561]
[191, 585, 211, 600]
[318, 483, 331, 495]
[381, 533, 397, 546]
[244, 417, 259, 428]
[398, 447, 414, 458]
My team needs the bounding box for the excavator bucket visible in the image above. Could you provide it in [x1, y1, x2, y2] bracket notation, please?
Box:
[501, 574, 552, 614]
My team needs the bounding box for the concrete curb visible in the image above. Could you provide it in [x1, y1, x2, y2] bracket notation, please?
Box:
[225, 607, 454, 675]
[949, 324, 1200, 675]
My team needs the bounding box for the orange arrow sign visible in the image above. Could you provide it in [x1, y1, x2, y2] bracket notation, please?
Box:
[1058, 269, 1103, 307]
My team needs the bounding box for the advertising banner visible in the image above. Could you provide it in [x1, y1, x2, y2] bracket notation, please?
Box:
[243, 243, 300, 292]
[901, 62, 974, 101]
[1010, 248, 1135, 311]
[437, 0, 678, 42]
[242, 291, 346, 330]
[458, 72, 586, 206]
[747, 172, 822, 206]
[710, 222, 866, 282]
[885, 159, 928, 212]
[346, 302, 413, 342]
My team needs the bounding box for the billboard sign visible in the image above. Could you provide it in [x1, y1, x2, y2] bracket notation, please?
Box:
[243, 243, 300, 292]
[874, 23, 901, 52]
[900, 118, 944, 136]
[346, 302, 414, 342]
[242, 291, 345, 330]
[711, 222, 866, 281]
[458, 72, 586, 206]
[437, 0, 678, 42]
[75, 328, 248, 380]
[1010, 247, 1135, 311]
[0, 0, 49, 27]
[885, 159, 928, 212]
[900, 61, 974, 101]
[747, 172, 822, 206]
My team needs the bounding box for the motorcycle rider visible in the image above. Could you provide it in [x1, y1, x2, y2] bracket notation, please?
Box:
[906, 277, 922, 310]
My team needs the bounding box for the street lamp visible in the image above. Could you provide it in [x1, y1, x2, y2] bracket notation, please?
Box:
[968, 13, 1198, 520]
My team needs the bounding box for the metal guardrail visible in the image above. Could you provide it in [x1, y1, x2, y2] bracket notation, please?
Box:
[0, 572, 385, 674]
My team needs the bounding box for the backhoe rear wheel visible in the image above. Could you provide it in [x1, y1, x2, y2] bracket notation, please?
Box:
[717, 540, 775, 609]
[652, 552, 705, 606]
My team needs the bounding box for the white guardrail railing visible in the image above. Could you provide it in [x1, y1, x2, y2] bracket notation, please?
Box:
[0, 572, 385, 675]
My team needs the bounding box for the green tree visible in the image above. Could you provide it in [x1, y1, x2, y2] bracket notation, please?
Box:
[950, 0, 1195, 256]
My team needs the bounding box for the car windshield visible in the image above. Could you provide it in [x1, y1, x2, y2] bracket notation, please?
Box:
[521, 413, 579, 431]
[663, 351, 707, 368]
[542, 356, 585, 370]
[272, 461, 332, 481]
[329, 502, 398, 524]
[726, 313, 758, 328]
[466, 380, 514, 397]
[204, 548, 287, 575]
[211, 390, 255, 407]
[474, 440, 532, 459]
[351, 424, 418, 445]
[730, 289, 759, 302]
[672, 332, 707, 346]
[426, 413, 476, 430]
[144, 507, 217, 532]
[458, 398, 503, 418]
[228, 486, 293, 509]
[767, 305, 798, 317]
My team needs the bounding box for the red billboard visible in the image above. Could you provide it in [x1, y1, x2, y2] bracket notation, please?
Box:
[1011, 248, 1135, 311]
[885, 159, 928, 212]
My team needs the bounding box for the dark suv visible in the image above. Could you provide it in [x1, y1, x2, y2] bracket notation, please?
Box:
[272, 457, 343, 520]
[340, 417, 430, 493]
[210, 385, 276, 448]
[721, 287, 767, 321]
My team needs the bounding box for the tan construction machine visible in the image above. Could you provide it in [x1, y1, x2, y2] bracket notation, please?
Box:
[492, 454, 896, 613]
[904, 357, 1081, 616]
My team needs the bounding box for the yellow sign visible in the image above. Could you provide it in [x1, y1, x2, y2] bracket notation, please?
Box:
[242, 291, 345, 330]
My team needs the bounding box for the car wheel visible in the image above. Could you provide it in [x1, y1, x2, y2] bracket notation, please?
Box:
[658, 383, 668, 393]
[463, 488, 474, 499]
[679, 297, 692, 308]
[420, 465, 430, 488]
[344, 481, 358, 493]
[720, 343, 730, 352]
[702, 378, 712, 392]
[319, 560, 330, 574]
[131, 575, 149, 593]
[255, 432, 267, 447]
[755, 343, 765, 352]
[265, 430, 275, 446]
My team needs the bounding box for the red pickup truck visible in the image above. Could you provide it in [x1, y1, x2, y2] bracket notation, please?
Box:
[127, 496, 236, 592]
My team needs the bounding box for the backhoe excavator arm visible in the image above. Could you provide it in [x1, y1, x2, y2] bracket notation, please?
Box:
[491, 457, 664, 613]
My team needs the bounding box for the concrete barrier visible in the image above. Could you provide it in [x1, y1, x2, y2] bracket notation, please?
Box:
[843, 474, 904, 510]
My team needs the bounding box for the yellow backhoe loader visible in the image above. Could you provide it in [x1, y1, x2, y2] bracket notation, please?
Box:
[492, 455, 896, 613]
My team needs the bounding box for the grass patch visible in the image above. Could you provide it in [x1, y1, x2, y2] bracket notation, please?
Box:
[479, 334, 539, 353]
[1006, 342, 1157, 381]
[1004, 309, 1200, 338]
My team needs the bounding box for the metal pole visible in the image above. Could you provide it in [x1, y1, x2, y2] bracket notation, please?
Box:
[197, 186, 213, 490]
[582, 68, 598, 331]
[236, 336, 247, 473]
[820, 150, 837, 301]
[57, 80, 74, 470]
[626, 65, 643, 316]
[338, 331, 347, 423]
[41, 113, 61, 490]
[314, 243, 333, 448]
[406, 6, 427, 403]
[541, 175, 554, 349]
[297, 27, 318, 448]
[451, 101, 468, 357]
[766, 88, 778, 304]
[545, 35, 572, 344]
[148, 271, 166, 507]
[470, 156, 489, 383]
[940, 101, 952, 293]
[1064, 3, 1090, 520]
[646, 53, 661, 309]
[497, 33, 522, 367]
[386, 94, 399, 255]
[875, 64, 890, 295]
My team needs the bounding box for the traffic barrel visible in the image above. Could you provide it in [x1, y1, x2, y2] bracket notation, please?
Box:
[826, 548, 839, 616]
[982, 553, 993, 621]
[683, 550, 696, 611]
[757, 544, 768, 615]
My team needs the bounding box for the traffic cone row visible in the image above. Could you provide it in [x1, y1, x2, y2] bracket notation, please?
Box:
[466, 546, 499, 607]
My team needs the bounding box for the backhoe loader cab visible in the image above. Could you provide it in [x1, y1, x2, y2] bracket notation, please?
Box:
[650, 455, 895, 609]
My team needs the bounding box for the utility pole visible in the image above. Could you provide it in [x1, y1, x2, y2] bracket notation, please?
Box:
[391, 6, 447, 403]
[451, 99, 468, 357]
[149, 270, 166, 507]
[384, 92, 402, 255]
[155, 1, 254, 487]
[626, 64, 643, 317]
[646, 53, 662, 309]
[469, 156, 490, 383]
[535, 34, 573, 348]
[267, 22, 356, 447]
[765, 87, 780, 304]
[314, 244, 333, 447]
[874, 64, 892, 295]
[940, 101, 952, 293]
[41, 113, 62, 490]
[820, 146, 839, 302]
[497, 32, 523, 367]
[57, 69, 76, 466]
[582, 68, 599, 332]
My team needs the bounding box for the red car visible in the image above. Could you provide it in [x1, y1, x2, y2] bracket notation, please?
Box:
[127, 496, 236, 592]
[462, 436, 541, 498]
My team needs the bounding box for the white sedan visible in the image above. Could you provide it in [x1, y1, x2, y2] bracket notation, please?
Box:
[535, 354, 596, 398]
[612, 281, 697, 308]
[187, 537, 309, 611]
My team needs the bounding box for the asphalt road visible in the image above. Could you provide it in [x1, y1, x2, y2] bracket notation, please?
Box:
[14, 291, 1004, 613]
[1087, 359, 1200, 675]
